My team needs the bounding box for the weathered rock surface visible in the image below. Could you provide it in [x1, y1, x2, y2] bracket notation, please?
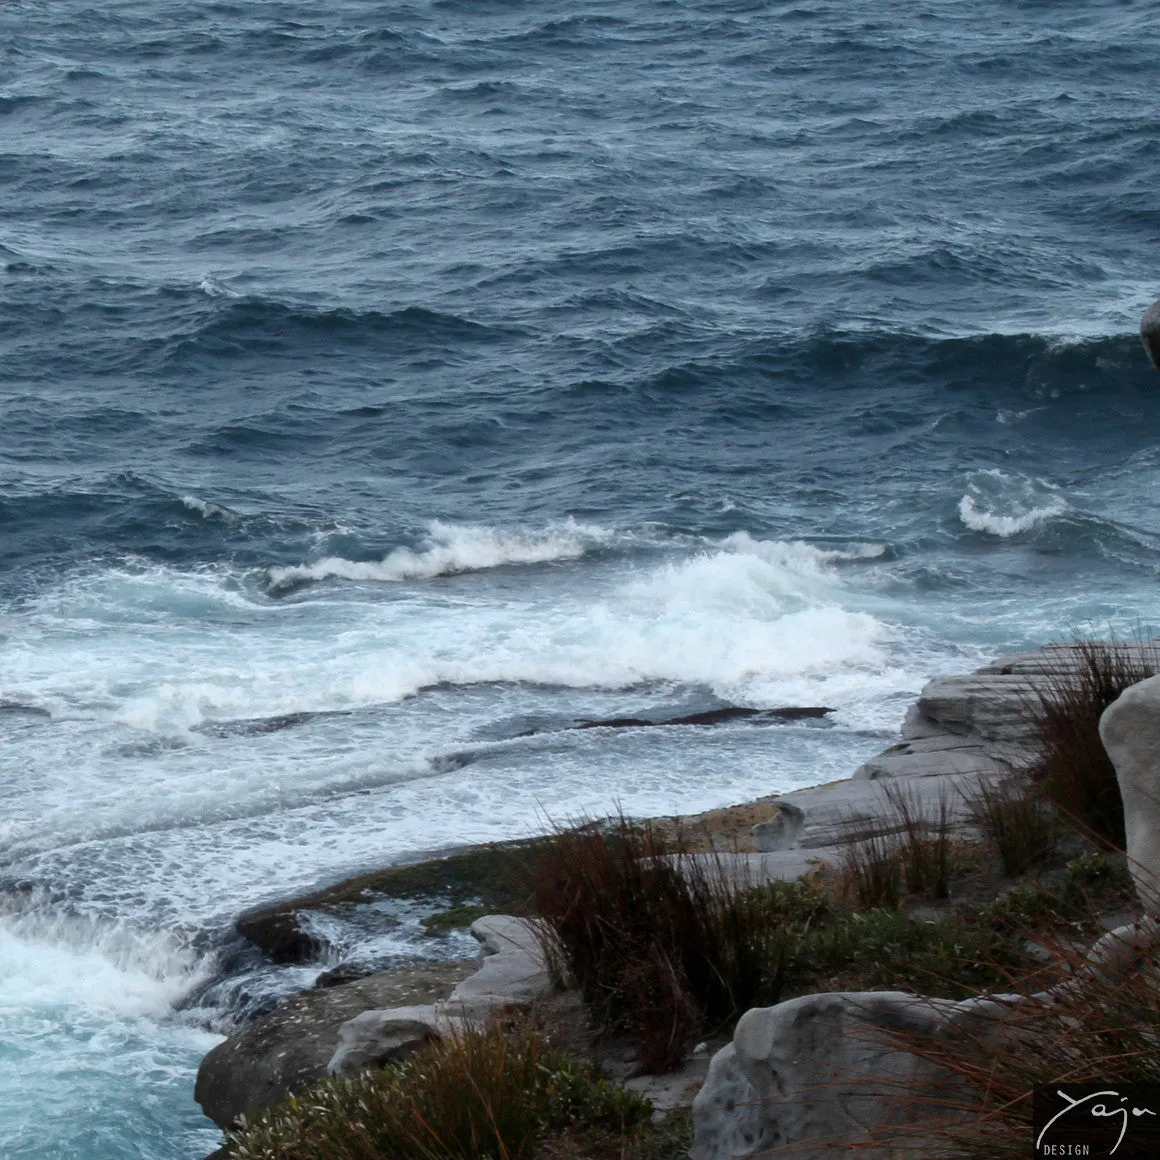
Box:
[694, 643, 1160, 1159]
[327, 1004, 468, 1076]
[750, 800, 803, 852]
[692, 991, 970, 1160]
[1100, 675, 1160, 911]
[195, 960, 474, 1129]
[442, 914, 553, 1018]
[725, 643, 1159, 886]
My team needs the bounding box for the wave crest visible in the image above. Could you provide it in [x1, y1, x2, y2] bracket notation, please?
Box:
[958, 469, 1067, 537]
[267, 519, 616, 590]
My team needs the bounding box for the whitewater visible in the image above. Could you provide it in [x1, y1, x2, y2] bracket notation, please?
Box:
[3, 1, 1160, 1157]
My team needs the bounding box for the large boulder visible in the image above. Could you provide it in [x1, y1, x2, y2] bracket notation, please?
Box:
[194, 960, 474, 1129]
[1099, 675, 1160, 911]
[692, 991, 986, 1159]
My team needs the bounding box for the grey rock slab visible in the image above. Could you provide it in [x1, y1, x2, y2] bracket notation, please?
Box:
[674, 850, 841, 891]
[774, 770, 987, 850]
[750, 801, 804, 852]
[854, 735, 1018, 781]
[328, 1004, 468, 1076]
[914, 671, 1042, 745]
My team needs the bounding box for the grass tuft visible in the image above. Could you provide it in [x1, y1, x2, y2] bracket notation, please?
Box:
[841, 828, 904, 910]
[965, 776, 1058, 877]
[525, 815, 808, 1072]
[1025, 639, 1158, 849]
[873, 927, 1160, 1159]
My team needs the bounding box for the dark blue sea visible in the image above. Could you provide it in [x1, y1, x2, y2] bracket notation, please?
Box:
[2, 1, 1159, 1156]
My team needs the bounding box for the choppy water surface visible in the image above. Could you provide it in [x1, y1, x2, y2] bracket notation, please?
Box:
[3, 1, 1160, 1156]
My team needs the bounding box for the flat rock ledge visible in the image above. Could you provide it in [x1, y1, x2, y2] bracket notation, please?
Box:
[196, 916, 552, 1131]
[695, 643, 1158, 890]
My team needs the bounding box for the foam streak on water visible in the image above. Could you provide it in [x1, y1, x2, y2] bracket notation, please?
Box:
[4, 1, 1160, 1157]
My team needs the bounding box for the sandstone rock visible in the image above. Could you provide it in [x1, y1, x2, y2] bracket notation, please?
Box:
[1142, 296, 1160, 372]
[691, 1044, 766, 1158]
[854, 643, 1160, 783]
[327, 1004, 468, 1076]
[444, 914, 554, 1019]
[194, 960, 474, 1128]
[1100, 675, 1160, 911]
[692, 992, 967, 1159]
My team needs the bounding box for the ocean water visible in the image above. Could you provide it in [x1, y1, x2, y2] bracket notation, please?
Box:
[3, 1, 1160, 1155]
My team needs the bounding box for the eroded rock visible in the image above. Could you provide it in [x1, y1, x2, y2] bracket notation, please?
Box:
[194, 960, 474, 1128]
[692, 992, 968, 1160]
[444, 914, 553, 1019]
[327, 1004, 468, 1076]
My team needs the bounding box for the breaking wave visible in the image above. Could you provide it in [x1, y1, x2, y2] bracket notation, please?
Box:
[957, 469, 1068, 537]
[266, 519, 618, 589]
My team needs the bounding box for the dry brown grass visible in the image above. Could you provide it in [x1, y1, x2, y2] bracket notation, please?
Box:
[1026, 639, 1159, 849]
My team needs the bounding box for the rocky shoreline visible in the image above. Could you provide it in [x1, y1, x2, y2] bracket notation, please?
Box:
[195, 640, 1159, 1158]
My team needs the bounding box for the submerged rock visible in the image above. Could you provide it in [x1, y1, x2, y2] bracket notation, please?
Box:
[234, 904, 327, 964]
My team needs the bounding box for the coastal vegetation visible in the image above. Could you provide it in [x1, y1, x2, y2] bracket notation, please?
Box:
[227, 1024, 677, 1160]
[1026, 638, 1157, 848]
[223, 639, 1155, 1159]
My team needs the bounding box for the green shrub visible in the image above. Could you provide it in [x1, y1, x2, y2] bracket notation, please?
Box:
[793, 908, 1027, 999]
[975, 852, 1136, 936]
[228, 1026, 651, 1160]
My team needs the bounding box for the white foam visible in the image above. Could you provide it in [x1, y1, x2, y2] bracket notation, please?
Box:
[0, 907, 207, 1019]
[958, 469, 1067, 537]
[267, 518, 616, 588]
[6, 530, 895, 740]
[181, 495, 230, 520]
[197, 274, 240, 298]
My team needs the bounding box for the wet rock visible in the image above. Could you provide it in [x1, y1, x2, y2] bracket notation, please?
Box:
[313, 961, 376, 989]
[234, 905, 327, 964]
[574, 705, 833, 731]
[194, 960, 474, 1128]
